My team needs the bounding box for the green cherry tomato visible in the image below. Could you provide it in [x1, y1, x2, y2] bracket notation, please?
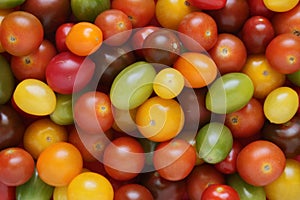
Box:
[110, 61, 156, 110]
[13, 79, 56, 116]
[195, 122, 233, 164]
[50, 94, 73, 125]
[0, 0, 26, 9]
[0, 55, 15, 104]
[287, 70, 300, 87]
[263, 87, 299, 124]
[206, 72, 254, 114]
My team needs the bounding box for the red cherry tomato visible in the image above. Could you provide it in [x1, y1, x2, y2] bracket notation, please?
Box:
[201, 184, 240, 200]
[55, 23, 74, 52]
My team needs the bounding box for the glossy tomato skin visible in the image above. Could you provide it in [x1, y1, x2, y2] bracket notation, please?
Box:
[241, 16, 275, 54]
[114, 183, 154, 200]
[187, 0, 227, 10]
[0, 147, 35, 186]
[46, 51, 95, 94]
[0, 11, 44, 56]
[55, 23, 74, 52]
[201, 184, 240, 200]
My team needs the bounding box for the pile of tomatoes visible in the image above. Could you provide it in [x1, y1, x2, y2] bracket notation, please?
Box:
[1, 0, 300, 199]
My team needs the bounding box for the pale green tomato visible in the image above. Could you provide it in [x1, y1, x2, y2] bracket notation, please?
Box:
[110, 61, 156, 110]
[13, 79, 56, 116]
[263, 87, 299, 124]
[206, 72, 254, 114]
[50, 94, 73, 125]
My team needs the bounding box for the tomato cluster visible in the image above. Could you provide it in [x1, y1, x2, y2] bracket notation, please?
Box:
[1, 0, 300, 199]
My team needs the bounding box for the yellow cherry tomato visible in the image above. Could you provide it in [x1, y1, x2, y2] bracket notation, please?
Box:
[13, 79, 56, 116]
[263, 0, 299, 12]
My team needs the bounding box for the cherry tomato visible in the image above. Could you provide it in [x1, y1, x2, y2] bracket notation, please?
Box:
[37, 142, 83, 187]
[73, 91, 114, 134]
[94, 9, 132, 46]
[153, 139, 196, 181]
[247, 0, 274, 18]
[67, 172, 114, 200]
[263, 0, 299, 12]
[0, 181, 15, 200]
[50, 94, 74, 126]
[201, 184, 240, 200]
[0, 147, 35, 186]
[114, 184, 154, 200]
[0, 9, 14, 53]
[112, 106, 137, 133]
[0, 11, 44, 56]
[55, 23, 74, 52]
[236, 140, 286, 186]
[23, 118, 68, 159]
[173, 52, 218, 88]
[65, 22, 103, 56]
[136, 96, 185, 142]
[13, 78, 56, 116]
[0, 54, 14, 105]
[0, 0, 25, 9]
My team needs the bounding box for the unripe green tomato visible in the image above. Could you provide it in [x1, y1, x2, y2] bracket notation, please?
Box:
[0, 55, 15, 104]
[0, 0, 26, 9]
[50, 94, 73, 125]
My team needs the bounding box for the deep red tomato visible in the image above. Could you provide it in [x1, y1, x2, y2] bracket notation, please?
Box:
[73, 91, 114, 134]
[153, 139, 196, 181]
[111, 0, 156, 28]
[208, 33, 247, 74]
[178, 11, 218, 51]
[201, 184, 240, 200]
[94, 9, 132, 46]
[0, 181, 15, 200]
[114, 183, 154, 200]
[266, 33, 300, 74]
[45, 51, 95, 94]
[225, 98, 265, 138]
[0, 147, 35, 186]
[55, 22, 74, 52]
[247, 0, 274, 19]
[10, 39, 57, 81]
[187, 164, 225, 200]
[241, 15, 275, 54]
[214, 140, 242, 174]
[0, 11, 44, 56]
[103, 136, 145, 181]
[236, 140, 286, 186]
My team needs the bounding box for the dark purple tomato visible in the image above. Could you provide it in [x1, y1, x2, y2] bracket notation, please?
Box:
[114, 183, 154, 200]
[247, 0, 274, 19]
[241, 16, 275, 54]
[0, 105, 25, 150]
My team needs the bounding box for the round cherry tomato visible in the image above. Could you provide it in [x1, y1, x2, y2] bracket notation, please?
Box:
[263, 0, 299, 12]
[0, 11, 44, 56]
[103, 136, 145, 181]
[55, 22, 74, 52]
[45, 51, 95, 94]
[94, 9, 132, 46]
[263, 87, 299, 124]
[201, 184, 240, 200]
[153, 139, 196, 181]
[112, 107, 137, 133]
[13, 79, 56, 116]
[236, 140, 286, 186]
[173, 52, 218, 88]
[247, 0, 274, 18]
[37, 142, 83, 187]
[73, 91, 114, 134]
[50, 94, 74, 126]
[264, 159, 300, 200]
[23, 118, 68, 159]
[114, 183, 154, 200]
[67, 172, 114, 200]
[65, 22, 103, 56]
[135, 96, 185, 142]
[0, 147, 35, 186]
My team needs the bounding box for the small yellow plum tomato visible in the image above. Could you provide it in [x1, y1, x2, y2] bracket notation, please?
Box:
[67, 172, 114, 200]
[264, 159, 300, 200]
[264, 87, 299, 124]
[13, 79, 56, 116]
[153, 68, 184, 99]
[263, 0, 299, 12]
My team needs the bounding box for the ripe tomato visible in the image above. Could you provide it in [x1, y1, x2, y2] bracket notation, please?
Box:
[0, 181, 15, 200]
[135, 96, 185, 142]
[23, 118, 68, 159]
[114, 183, 154, 200]
[266, 33, 300, 74]
[242, 54, 286, 99]
[201, 184, 240, 200]
[103, 136, 145, 181]
[112, 0, 155, 28]
[55, 22, 74, 52]
[155, 0, 196, 30]
[67, 172, 114, 200]
[209, 33, 247, 74]
[178, 11, 218, 51]
[10, 39, 57, 81]
[65, 22, 103, 56]
[0, 8, 13, 53]
[236, 140, 286, 186]
[264, 159, 300, 200]
[173, 52, 218, 88]
[94, 9, 132, 46]
[0, 147, 35, 186]
[263, 0, 299, 12]
[73, 91, 114, 134]
[153, 139, 196, 181]
[37, 142, 83, 187]
[112, 107, 137, 133]
[0, 11, 44, 56]
[247, 0, 274, 18]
